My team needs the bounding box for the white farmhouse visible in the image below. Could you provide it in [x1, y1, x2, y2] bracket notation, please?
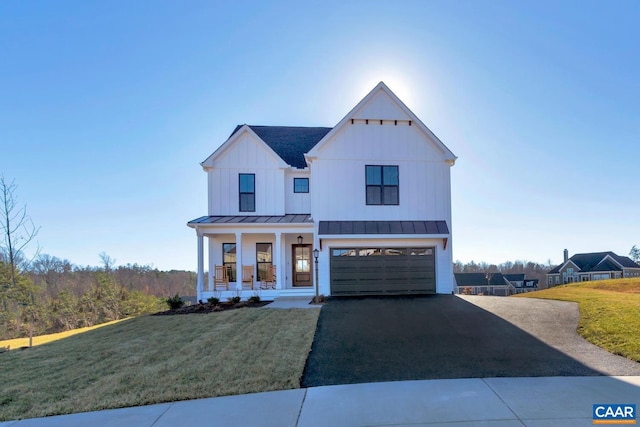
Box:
[188, 82, 457, 301]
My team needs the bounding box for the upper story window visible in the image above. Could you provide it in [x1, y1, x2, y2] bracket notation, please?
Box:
[239, 173, 255, 212]
[366, 165, 399, 205]
[294, 178, 309, 193]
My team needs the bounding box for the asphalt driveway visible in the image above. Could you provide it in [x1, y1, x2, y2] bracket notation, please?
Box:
[301, 295, 640, 387]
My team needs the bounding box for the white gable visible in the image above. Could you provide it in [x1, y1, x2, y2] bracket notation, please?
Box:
[202, 126, 287, 216]
[306, 81, 456, 164]
[352, 89, 410, 121]
[201, 125, 287, 171]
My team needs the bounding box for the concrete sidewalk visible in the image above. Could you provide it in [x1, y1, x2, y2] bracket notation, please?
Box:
[2, 376, 639, 426]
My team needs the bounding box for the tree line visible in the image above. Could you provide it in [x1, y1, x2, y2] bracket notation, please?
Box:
[0, 254, 195, 340]
[0, 175, 195, 341]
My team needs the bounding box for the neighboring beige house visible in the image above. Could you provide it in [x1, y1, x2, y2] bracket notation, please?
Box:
[546, 249, 640, 287]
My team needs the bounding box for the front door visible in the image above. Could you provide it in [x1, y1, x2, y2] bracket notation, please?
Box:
[292, 244, 312, 287]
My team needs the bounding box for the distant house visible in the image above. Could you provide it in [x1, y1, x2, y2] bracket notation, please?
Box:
[187, 82, 457, 301]
[546, 249, 640, 287]
[454, 272, 539, 296]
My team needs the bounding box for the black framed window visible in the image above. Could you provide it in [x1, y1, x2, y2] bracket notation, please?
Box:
[223, 243, 237, 282]
[256, 243, 272, 281]
[366, 165, 399, 205]
[294, 178, 309, 193]
[239, 173, 255, 212]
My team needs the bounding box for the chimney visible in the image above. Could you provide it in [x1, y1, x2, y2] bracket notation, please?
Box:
[563, 249, 568, 263]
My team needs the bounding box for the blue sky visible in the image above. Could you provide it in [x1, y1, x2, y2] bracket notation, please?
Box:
[1, 0, 639, 271]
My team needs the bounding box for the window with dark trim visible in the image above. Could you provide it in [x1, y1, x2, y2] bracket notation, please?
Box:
[366, 165, 399, 205]
[239, 173, 255, 212]
[223, 243, 237, 282]
[294, 178, 309, 193]
[256, 243, 272, 281]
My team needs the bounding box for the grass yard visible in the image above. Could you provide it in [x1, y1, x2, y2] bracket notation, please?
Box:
[515, 278, 640, 362]
[0, 308, 320, 421]
[0, 318, 129, 350]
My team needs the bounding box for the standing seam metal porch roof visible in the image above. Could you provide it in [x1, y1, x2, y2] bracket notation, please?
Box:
[318, 220, 449, 235]
[188, 214, 313, 225]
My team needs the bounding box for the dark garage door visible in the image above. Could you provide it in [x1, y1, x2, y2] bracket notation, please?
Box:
[330, 247, 435, 295]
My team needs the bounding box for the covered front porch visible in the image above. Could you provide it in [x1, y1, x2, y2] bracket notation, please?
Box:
[188, 215, 318, 301]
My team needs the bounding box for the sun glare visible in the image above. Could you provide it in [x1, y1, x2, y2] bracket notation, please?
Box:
[356, 64, 421, 109]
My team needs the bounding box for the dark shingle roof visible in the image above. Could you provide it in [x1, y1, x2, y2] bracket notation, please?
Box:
[455, 273, 538, 288]
[591, 258, 622, 272]
[230, 125, 332, 169]
[454, 273, 506, 287]
[547, 265, 561, 274]
[610, 253, 640, 268]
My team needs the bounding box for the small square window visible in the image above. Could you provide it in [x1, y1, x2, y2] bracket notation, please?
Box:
[294, 178, 309, 193]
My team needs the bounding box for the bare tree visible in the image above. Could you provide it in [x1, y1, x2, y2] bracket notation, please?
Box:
[99, 252, 116, 273]
[0, 175, 40, 287]
[1, 176, 40, 343]
[630, 245, 640, 264]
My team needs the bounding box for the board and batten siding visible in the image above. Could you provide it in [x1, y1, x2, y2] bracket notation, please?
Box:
[207, 131, 286, 216]
[310, 122, 453, 222]
[284, 170, 311, 214]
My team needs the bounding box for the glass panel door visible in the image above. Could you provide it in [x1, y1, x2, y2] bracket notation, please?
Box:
[292, 245, 312, 287]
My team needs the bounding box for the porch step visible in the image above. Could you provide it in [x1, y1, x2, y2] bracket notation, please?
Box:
[278, 288, 316, 296]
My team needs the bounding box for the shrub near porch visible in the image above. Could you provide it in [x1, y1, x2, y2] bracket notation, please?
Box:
[515, 278, 640, 362]
[0, 308, 319, 421]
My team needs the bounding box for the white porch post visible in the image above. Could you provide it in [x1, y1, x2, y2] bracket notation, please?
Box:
[275, 232, 283, 289]
[235, 232, 243, 290]
[196, 231, 204, 300]
[208, 238, 214, 292]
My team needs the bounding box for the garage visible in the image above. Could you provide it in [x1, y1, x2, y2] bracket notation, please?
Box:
[330, 247, 436, 295]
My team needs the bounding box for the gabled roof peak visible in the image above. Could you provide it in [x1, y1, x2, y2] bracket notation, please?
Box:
[305, 81, 457, 162]
[227, 125, 332, 169]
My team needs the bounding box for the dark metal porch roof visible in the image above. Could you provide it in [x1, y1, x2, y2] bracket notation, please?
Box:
[318, 220, 449, 235]
[188, 214, 313, 225]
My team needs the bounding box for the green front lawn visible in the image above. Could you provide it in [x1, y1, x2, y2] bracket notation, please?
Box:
[0, 308, 320, 421]
[515, 278, 640, 362]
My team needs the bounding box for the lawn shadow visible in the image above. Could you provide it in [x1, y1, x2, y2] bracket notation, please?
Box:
[302, 294, 604, 387]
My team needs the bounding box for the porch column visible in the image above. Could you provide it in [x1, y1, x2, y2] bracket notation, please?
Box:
[235, 232, 243, 290]
[196, 231, 204, 300]
[208, 237, 214, 292]
[275, 232, 283, 289]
